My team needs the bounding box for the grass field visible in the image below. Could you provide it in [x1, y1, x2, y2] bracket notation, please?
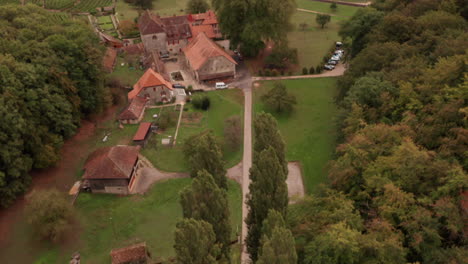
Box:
[115, 0, 189, 22]
[253, 78, 338, 193]
[30, 178, 242, 263]
[142, 89, 244, 172]
[109, 57, 145, 87]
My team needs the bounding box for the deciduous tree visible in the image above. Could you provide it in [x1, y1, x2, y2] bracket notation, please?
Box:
[261, 82, 297, 113]
[180, 170, 231, 260]
[187, 0, 209, 13]
[174, 218, 217, 264]
[316, 14, 331, 29]
[26, 189, 74, 242]
[184, 131, 227, 189]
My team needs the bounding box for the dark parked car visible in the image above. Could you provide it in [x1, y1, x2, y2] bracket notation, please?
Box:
[172, 83, 186, 89]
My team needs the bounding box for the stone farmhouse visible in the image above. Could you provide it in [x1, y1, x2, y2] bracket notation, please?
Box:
[128, 68, 174, 104]
[118, 97, 148, 124]
[81, 145, 142, 195]
[183, 32, 237, 82]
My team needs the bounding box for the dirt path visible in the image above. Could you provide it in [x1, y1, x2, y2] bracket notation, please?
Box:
[252, 63, 346, 81]
[172, 103, 185, 146]
[287, 162, 305, 203]
[297, 7, 338, 16]
[0, 105, 119, 252]
[309, 0, 372, 7]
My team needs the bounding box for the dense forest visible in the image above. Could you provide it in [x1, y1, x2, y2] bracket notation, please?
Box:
[0, 5, 108, 207]
[290, 0, 467, 263]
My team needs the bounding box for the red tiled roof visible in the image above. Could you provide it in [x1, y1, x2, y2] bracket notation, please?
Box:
[161, 15, 192, 40]
[138, 10, 165, 35]
[128, 68, 173, 100]
[119, 97, 147, 120]
[121, 43, 144, 55]
[189, 24, 220, 40]
[183, 32, 237, 70]
[99, 32, 124, 47]
[133, 122, 152, 141]
[83, 146, 140, 180]
[110, 242, 148, 264]
[103, 47, 117, 72]
[188, 10, 218, 25]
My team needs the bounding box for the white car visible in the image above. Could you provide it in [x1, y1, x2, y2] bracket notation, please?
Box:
[324, 64, 335, 70]
[215, 82, 228, 89]
[330, 55, 340, 61]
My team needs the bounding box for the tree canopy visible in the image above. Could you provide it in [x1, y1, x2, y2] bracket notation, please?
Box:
[213, 0, 296, 56]
[187, 0, 209, 13]
[0, 5, 107, 208]
[261, 82, 297, 113]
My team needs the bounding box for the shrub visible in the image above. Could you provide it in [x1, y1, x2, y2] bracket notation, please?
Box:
[302, 67, 308, 75]
[264, 69, 272, 76]
[309, 66, 315, 74]
[288, 71, 293, 76]
[26, 189, 74, 243]
[258, 69, 263, 76]
[322, 56, 329, 63]
[272, 69, 278, 76]
[186, 85, 193, 93]
[192, 95, 211, 110]
[316, 65, 322, 74]
[158, 109, 177, 129]
[224, 115, 242, 150]
[280, 70, 285, 76]
[330, 2, 337, 11]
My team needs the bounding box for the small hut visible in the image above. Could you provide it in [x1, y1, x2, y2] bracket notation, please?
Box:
[133, 122, 152, 147]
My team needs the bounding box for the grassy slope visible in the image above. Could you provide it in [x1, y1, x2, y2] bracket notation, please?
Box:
[33, 178, 242, 263]
[253, 78, 338, 193]
[115, 0, 189, 22]
[296, 0, 361, 18]
[142, 89, 244, 172]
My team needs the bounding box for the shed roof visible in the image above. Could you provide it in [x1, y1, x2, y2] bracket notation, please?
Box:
[183, 32, 236, 70]
[128, 68, 173, 100]
[110, 242, 148, 264]
[133, 122, 152, 141]
[119, 97, 147, 120]
[83, 145, 140, 180]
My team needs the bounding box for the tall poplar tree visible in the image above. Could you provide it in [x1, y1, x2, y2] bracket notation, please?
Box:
[184, 131, 227, 189]
[180, 170, 232, 261]
[174, 218, 217, 264]
[246, 147, 289, 261]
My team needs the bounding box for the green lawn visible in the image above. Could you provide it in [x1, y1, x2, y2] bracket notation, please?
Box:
[142, 89, 244, 172]
[30, 178, 242, 263]
[109, 56, 145, 87]
[253, 78, 338, 193]
[115, 0, 190, 22]
[289, 11, 342, 72]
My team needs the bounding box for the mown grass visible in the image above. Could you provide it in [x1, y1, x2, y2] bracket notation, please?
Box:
[296, 0, 362, 18]
[108, 56, 145, 87]
[31, 178, 242, 263]
[115, 0, 190, 22]
[253, 78, 338, 193]
[142, 89, 244, 172]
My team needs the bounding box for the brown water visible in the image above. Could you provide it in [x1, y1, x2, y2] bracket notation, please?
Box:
[0, 106, 118, 261]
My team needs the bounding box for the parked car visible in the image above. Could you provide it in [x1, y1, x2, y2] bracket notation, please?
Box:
[330, 55, 340, 61]
[160, 52, 170, 59]
[172, 83, 186, 89]
[324, 64, 335, 70]
[336, 41, 343, 48]
[215, 82, 229, 89]
[328, 60, 338, 65]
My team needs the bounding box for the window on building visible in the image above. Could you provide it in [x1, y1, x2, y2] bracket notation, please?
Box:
[152, 35, 157, 40]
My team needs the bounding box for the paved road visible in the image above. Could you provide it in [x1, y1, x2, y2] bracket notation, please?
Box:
[237, 63, 253, 264]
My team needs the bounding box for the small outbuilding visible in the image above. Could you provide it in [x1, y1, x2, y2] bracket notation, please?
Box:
[118, 97, 148, 124]
[133, 122, 152, 147]
[110, 242, 151, 264]
[81, 145, 142, 195]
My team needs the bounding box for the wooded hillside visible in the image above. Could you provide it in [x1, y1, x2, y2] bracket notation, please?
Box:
[290, 0, 467, 263]
[0, 5, 107, 207]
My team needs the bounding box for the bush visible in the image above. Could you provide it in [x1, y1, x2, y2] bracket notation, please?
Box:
[302, 67, 308, 75]
[330, 2, 337, 11]
[158, 109, 177, 129]
[258, 69, 263, 76]
[192, 95, 211, 110]
[26, 189, 74, 242]
[224, 115, 242, 150]
[186, 85, 193, 93]
[288, 71, 293, 76]
[272, 69, 278, 76]
[309, 66, 315, 74]
[316, 65, 322, 74]
[264, 69, 272, 76]
[280, 70, 285, 76]
[322, 56, 329, 63]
